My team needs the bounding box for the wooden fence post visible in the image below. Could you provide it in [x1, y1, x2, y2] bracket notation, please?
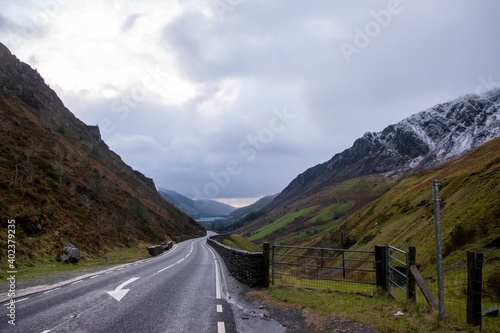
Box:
[262, 243, 270, 288]
[467, 251, 483, 327]
[467, 251, 475, 325]
[473, 252, 483, 326]
[271, 245, 275, 286]
[407, 246, 416, 302]
[375, 246, 387, 291]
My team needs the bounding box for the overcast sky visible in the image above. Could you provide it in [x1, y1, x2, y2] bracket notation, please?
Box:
[1, 0, 499, 207]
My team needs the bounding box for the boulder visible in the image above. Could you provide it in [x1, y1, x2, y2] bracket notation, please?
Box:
[147, 245, 163, 256]
[58, 242, 80, 263]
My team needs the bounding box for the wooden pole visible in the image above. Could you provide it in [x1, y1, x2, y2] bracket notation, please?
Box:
[473, 252, 483, 327]
[467, 250, 475, 324]
[407, 246, 416, 302]
[410, 265, 439, 311]
[263, 243, 270, 288]
[375, 246, 385, 290]
[271, 245, 275, 285]
[432, 180, 445, 320]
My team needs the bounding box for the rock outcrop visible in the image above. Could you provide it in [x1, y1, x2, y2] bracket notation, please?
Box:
[270, 89, 500, 209]
[58, 242, 81, 263]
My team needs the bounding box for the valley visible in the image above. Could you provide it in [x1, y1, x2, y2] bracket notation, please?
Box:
[2, 2, 500, 331]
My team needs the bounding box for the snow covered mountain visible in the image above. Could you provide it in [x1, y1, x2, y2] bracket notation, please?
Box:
[272, 89, 500, 207]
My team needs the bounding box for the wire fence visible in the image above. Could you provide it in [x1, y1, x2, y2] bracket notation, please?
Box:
[413, 254, 499, 332]
[271, 245, 377, 295]
[481, 260, 500, 332]
[271, 244, 499, 332]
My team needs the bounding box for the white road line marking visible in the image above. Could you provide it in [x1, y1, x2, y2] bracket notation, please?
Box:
[206, 243, 223, 299]
[16, 298, 29, 303]
[41, 330, 51, 333]
[90, 275, 100, 279]
[107, 277, 140, 302]
[44, 288, 61, 294]
[157, 242, 195, 273]
[217, 304, 223, 313]
[218, 322, 226, 333]
[71, 280, 82, 285]
[215, 258, 222, 300]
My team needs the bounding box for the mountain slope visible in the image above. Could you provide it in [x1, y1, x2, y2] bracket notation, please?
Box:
[236, 90, 500, 246]
[206, 194, 279, 232]
[158, 187, 235, 218]
[317, 137, 500, 272]
[227, 194, 278, 221]
[0, 43, 204, 268]
[237, 174, 398, 245]
[269, 90, 500, 210]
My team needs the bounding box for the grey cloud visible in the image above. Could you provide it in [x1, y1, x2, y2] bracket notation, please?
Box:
[122, 13, 142, 32]
[54, 1, 500, 201]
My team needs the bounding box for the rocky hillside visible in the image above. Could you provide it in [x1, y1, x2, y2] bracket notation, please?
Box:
[269, 90, 500, 210]
[0, 43, 204, 267]
[236, 90, 500, 246]
[318, 137, 500, 272]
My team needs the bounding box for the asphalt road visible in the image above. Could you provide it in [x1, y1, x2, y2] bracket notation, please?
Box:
[1, 237, 239, 333]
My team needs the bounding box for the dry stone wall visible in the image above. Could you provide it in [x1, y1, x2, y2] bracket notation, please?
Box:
[207, 234, 265, 287]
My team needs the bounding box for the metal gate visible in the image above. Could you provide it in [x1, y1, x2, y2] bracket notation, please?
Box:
[271, 245, 377, 292]
[386, 245, 408, 300]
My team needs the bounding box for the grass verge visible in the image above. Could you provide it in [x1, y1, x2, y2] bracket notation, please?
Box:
[0, 243, 152, 282]
[258, 286, 480, 333]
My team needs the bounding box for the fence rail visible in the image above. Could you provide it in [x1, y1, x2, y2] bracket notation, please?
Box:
[271, 244, 377, 292]
[386, 245, 409, 301]
[269, 243, 498, 331]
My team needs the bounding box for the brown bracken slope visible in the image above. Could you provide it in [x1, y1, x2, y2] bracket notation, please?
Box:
[0, 43, 204, 268]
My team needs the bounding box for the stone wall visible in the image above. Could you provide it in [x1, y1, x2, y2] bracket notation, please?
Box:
[207, 234, 266, 287]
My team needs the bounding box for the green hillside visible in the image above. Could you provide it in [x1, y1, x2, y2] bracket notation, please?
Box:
[318, 137, 500, 273]
[238, 174, 399, 245]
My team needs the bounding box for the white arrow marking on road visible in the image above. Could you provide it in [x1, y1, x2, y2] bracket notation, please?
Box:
[107, 277, 140, 301]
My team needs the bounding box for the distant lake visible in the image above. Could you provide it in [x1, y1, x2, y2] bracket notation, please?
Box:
[196, 217, 225, 222]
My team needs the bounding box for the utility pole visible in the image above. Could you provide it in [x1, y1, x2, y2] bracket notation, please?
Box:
[432, 180, 445, 320]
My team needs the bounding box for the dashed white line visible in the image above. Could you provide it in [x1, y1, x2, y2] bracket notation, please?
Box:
[71, 280, 82, 285]
[157, 241, 195, 273]
[44, 288, 61, 294]
[17, 298, 29, 303]
[217, 304, 223, 313]
[41, 330, 51, 333]
[206, 243, 223, 300]
[90, 275, 100, 279]
[218, 321, 226, 333]
[215, 259, 222, 300]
